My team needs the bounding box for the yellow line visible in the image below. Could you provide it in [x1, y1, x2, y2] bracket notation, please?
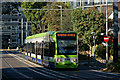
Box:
[0, 49, 18, 51]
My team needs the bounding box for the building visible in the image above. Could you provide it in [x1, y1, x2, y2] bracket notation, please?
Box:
[74, 1, 120, 44]
[2, 8, 32, 49]
[73, 0, 120, 56]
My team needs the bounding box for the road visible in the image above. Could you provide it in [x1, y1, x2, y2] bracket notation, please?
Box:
[0, 51, 120, 80]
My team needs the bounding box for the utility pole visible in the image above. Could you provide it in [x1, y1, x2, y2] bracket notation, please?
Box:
[113, 2, 118, 62]
[21, 18, 23, 46]
[0, 1, 2, 50]
[73, 0, 77, 31]
[26, 22, 28, 37]
[60, 6, 62, 31]
[80, 0, 82, 7]
[106, 0, 109, 63]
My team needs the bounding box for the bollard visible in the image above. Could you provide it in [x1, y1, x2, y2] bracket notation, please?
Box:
[94, 54, 96, 65]
[8, 47, 10, 50]
[88, 54, 90, 65]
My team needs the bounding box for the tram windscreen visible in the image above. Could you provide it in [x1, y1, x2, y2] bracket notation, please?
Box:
[57, 33, 77, 55]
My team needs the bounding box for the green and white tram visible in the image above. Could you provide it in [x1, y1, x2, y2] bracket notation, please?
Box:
[24, 31, 78, 68]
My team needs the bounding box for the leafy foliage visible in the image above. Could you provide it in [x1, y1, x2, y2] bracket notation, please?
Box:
[49, 25, 61, 31]
[42, 2, 73, 31]
[95, 44, 106, 59]
[72, 7, 106, 49]
[21, 2, 47, 34]
[106, 62, 120, 73]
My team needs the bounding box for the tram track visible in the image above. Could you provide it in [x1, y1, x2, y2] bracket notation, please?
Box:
[6, 51, 87, 80]
[10, 56, 67, 80]
[2, 57, 32, 80]
[75, 70, 119, 80]
[5, 51, 120, 80]
[5, 51, 57, 80]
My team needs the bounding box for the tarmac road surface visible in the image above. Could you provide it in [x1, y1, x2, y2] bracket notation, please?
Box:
[0, 51, 120, 80]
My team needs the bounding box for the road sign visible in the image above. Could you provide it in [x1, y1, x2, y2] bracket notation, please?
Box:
[104, 36, 109, 42]
[93, 35, 95, 40]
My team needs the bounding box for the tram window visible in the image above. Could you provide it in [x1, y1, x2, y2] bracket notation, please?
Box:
[49, 42, 55, 57]
[24, 44, 27, 52]
[38, 43, 42, 55]
[31, 43, 35, 53]
[29, 43, 34, 53]
[28, 43, 30, 53]
[36, 43, 39, 54]
[44, 42, 49, 56]
[29, 43, 31, 53]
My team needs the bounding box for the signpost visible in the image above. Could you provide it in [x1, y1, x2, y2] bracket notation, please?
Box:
[93, 34, 95, 40]
[92, 33, 96, 63]
[104, 36, 109, 42]
[104, 35, 109, 63]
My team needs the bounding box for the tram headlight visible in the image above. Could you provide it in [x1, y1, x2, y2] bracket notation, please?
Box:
[56, 58, 65, 63]
[71, 58, 77, 62]
[57, 58, 61, 63]
[73, 59, 76, 62]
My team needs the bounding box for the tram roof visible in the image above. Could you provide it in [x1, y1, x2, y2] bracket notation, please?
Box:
[26, 31, 76, 40]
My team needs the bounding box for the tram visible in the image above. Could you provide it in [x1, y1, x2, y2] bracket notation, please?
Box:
[24, 31, 78, 68]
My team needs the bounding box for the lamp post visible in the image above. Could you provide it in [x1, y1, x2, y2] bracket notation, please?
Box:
[21, 18, 23, 46]
[106, 0, 109, 63]
[60, 6, 62, 31]
[73, 0, 77, 31]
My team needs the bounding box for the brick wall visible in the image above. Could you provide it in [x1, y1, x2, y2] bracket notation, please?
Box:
[118, 2, 120, 11]
[118, 34, 120, 44]
[101, 2, 120, 16]
[101, 5, 113, 16]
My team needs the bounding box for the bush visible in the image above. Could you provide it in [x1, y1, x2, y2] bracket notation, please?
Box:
[106, 62, 120, 73]
[95, 44, 106, 59]
[79, 54, 88, 60]
[79, 44, 89, 51]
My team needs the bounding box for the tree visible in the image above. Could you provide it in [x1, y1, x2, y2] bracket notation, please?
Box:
[42, 2, 73, 31]
[21, 2, 47, 34]
[72, 7, 106, 53]
[2, 2, 21, 15]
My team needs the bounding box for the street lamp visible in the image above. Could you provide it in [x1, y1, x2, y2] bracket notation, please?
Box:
[106, 0, 109, 63]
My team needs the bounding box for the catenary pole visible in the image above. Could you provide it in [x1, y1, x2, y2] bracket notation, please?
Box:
[73, 0, 77, 31]
[26, 22, 28, 37]
[21, 18, 23, 46]
[106, 0, 109, 63]
[113, 1, 118, 62]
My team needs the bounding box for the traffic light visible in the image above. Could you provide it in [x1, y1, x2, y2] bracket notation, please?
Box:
[8, 39, 11, 46]
[8, 39, 10, 44]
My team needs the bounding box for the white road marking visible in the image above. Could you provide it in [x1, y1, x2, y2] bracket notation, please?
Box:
[2, 57, 31, 79]
[11, 54, 66, 79]
[7, 54, 55, 79]
[8, 52, 79, 79]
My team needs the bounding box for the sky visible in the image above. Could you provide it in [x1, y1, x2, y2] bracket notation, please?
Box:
[1, 0, 120, 2]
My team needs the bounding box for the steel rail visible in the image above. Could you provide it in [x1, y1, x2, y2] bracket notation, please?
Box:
[8, 53, 72, 80]
[8, 51, 87, 80]
[12, 51, 120, 80]
[2, 56, 31, 80]
[5, 51, 55, 79]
